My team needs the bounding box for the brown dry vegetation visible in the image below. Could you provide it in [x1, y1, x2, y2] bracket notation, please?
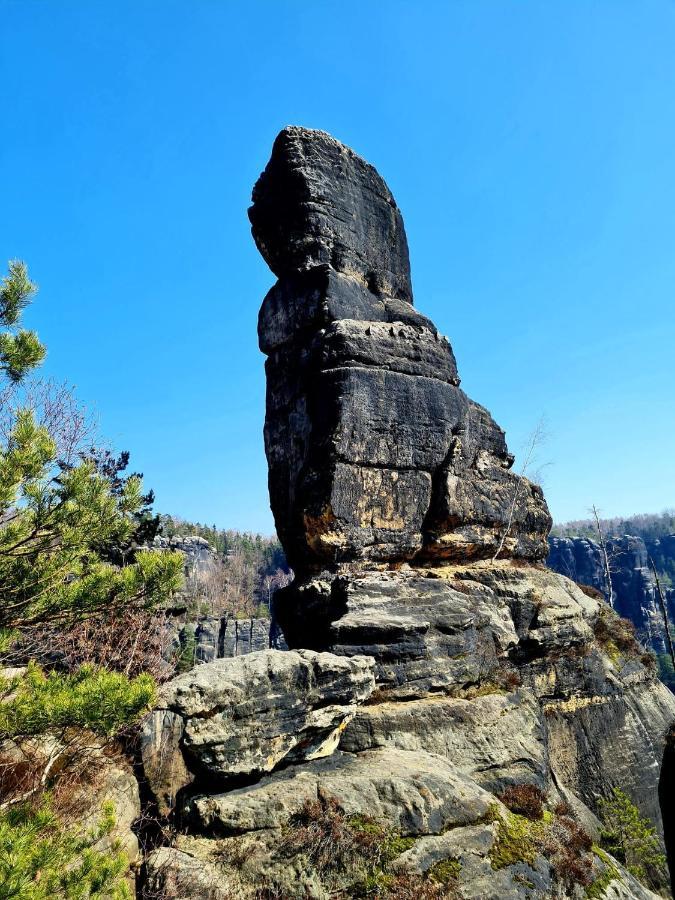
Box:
[497, 784, 546, 821]
[272, 795, 460, 898]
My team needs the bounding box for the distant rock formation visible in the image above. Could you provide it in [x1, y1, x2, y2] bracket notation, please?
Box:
[151, 534, 286, 663]
[150, 534, 218, 611]
[549, 533, 675, 658]
[253, 126, 551, 572]
[186, 614, 286, 664]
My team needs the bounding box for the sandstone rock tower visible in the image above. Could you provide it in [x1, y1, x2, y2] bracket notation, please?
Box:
[251, 126, 551, 575]
[247, 129, 674, 893]
[141, 128, 675, 899]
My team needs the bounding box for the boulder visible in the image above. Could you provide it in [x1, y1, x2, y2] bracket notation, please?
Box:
[144, 847, 234, 900]
[141, 649, 374, 813]
[187, 746, 495, 836]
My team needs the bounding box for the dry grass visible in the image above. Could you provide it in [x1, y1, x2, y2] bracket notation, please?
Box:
[593, 609, 647, 664]
[541, 813, 594, 890]
[273, 795, 460, 898]
[490, 791, 595, 892]
[497, 784, 546, 821]
[577, 583, 605, 600]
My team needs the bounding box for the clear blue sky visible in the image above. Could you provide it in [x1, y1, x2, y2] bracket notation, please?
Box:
[2, 1, 674, 534]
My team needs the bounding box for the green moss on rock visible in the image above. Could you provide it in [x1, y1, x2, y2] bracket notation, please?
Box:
[428, 857, 461, 884]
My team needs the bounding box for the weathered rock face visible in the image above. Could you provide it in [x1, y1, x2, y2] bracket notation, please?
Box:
[141, 649, 374, 814]
[145, 563, 674, 898]
[250, 128, 413, 303]
[252, 126, 551, 571]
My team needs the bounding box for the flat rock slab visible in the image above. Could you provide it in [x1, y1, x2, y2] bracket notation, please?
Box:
[188, 746, 495, 837]
[341, 688, 548, 793]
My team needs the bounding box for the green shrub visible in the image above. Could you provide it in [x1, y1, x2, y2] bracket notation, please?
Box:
[490, 802, 596, 891]
[175, 627, 197, 674]
[0, 662, 155, 739]
[592, 611, 644, 664]
[598, 788, 666, 884]
[490, 809, 544, 869]
[427, 857, 461, 884]
[0, 797, 131, 899]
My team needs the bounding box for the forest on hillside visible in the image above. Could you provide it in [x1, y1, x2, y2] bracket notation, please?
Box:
[157, 514, 291, 619]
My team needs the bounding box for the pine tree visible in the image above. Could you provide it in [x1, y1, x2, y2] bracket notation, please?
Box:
[598, 787, 666, 884]
[0, 261, 183, 896]
[0, 262, 182, 642]
[0, 261, 45, 382]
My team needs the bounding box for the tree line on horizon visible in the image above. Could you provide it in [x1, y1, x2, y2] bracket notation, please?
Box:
[551, 510, 675, 544]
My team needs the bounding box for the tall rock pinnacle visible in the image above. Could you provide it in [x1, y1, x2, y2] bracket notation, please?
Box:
[141, 130, 675, 899]
[251, 126, 551, 573]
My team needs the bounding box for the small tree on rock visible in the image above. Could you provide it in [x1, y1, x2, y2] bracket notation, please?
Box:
[598, 787, 666, 885]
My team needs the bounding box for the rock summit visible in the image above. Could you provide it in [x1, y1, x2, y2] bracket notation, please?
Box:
[252, 125, 552, 573]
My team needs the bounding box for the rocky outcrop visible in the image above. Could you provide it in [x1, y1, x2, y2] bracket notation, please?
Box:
[156, 532, 287, 664]
[147, 561, 674, 898]
[151, 534, 218, 607]
[142, 128, 675, 899]
[253, 126, 551, 571]
[187, 746, 496, 835]
[141, 649, 374, 814]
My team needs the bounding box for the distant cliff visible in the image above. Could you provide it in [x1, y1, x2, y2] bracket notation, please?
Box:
[548, 514, 675, 680]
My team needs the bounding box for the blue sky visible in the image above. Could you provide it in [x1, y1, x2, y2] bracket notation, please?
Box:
[1, 1, 674, 534]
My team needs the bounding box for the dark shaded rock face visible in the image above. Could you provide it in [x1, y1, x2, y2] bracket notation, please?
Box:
[250, 127, 412, 303]
[252, 126, 551, 572]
